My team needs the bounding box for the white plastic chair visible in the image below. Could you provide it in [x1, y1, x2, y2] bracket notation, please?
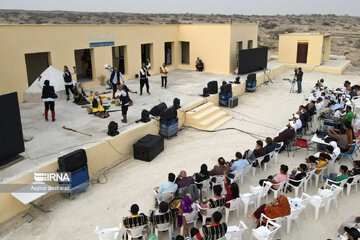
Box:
[285, 200, 306, 234]
[225, 220, 248, 240]
[307, 192, 332, 220]
[269, 180, 287, 199]
[125, 225, 148, 240]
[319, 184, 343, 209]
[240, 192, 257, 216]
[274, 142, 284, 164]
[286, 177, 305, 198]
[231, 170, 244, 185]
[303, 171, 312, 192]
[345, 175, 359, 195]
[324, 178, 347, 197]
[250, 219, 281, 240]
[212, 175, 225, 195]
[154, 222, 172, 240]
[94, 225, 121, 240]
[197, 203, 221, 225]
[250, 181, 272, 206]
[180, 205, 199, 235]
[313, 166, 328, 188]
[195, 178, 211, 199]
[153, 190, 175, 205]
[225, 198, 241, 224]
[252, 156, 265, 176]
[307, 169, 316, 188]
[259, 213, 285, 238]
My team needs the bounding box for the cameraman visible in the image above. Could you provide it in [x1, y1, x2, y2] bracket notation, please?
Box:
[295, 67, 303, 94]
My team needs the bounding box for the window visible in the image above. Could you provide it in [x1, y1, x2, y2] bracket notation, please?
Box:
[248, 40, 253, 49]
[164, 42, 173, 66]
[112, 46, 126, 74]
[181, 41, 190, 64]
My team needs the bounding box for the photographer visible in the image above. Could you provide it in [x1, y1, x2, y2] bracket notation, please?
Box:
[295, 67, 303, 94]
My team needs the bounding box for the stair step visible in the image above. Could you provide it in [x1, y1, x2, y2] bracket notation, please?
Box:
[207, 116, 232, 131]
[193, 106, 220, 120]
[187, 102, 214, 115]
[199, 111, 227, 127]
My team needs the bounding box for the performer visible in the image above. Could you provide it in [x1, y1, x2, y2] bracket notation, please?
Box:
[117, 84, 131, 123]
[295, 67, 303, 94]
[73, 83, 90, 105]
[139, 61, 151, 95]
[38, 76, 57, 122]
[108, 66, 125, 99]
[160, 63, 168, 88]
[88, 91, 110, 118]
[63, 65, 76, 101]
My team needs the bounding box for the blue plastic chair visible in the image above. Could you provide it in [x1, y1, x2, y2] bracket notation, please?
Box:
[339, 143, 358, 164]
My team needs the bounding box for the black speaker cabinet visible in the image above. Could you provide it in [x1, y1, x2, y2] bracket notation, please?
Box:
[160, 107, 177, 122]
[247, 73, 256, 81]
[58, 149, 88, 172]
[149, 102, 167, 116]
[207, 81, 218, 94]
[133, 134, 164, 162]
[220, 83, 232, 95]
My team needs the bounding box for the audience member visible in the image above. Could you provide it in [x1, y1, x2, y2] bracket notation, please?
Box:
[157, 173, 178, 195]
[259, 164, 289, 189]
[150, 201, 173, 226]
[287, 164, 307, 191]
[176, 170, 194, 188]
[323, 165, 349, 185]
[122, 204, 148, 231]
[190, 211, 227, 240]
[223, 172, 239, 208]
[210, 157, 231, 176]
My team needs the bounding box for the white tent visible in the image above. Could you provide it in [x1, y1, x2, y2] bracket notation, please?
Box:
[24, 66, 67, 102]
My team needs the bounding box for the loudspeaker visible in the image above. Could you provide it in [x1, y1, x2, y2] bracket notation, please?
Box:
[133, 134, 164, 162]
[0, 92, 24, 168]
[247, 73, 256, 81]
[58, 149, 87, 172]
[202, 87, 209, 97]
[149, 102, 167, 116]
[173, 98, 181, 109]
[207, 81, 218, 94]
[160, 107, 177, 122]
[107, 121, 119, 136]
[220, 83, 232, 95]
[235, 76, 240, 84]
[140, 109, 150, 123]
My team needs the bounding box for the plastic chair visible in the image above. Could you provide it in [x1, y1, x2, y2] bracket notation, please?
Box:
[250, 181, 272, 206]
[153, 190, 175, 205]
[313, 166, 328, 188]
[320, 184, 343, 209]
[269, 180, 287, 199]
[307, 192, 332, 220]
[259, 214, 284, 238]
[240, 192, 257, 216]
[212, 175, 225, 195]
[225, 220, 248, 240]
[273, 142, 284, 164]
[231, 170, 244, 185]
[290, 192, 311, 218]
[345, 175, 359, 195]
[286, 177, 305, 198]
[197, 203, 221, 225]
[225, 198, 241, 224]
[339, 143, 358, 164]
[180, 205, 198, 235]
[253, 156, 265, 176]
[324, 178, 347, 197]
[154, 222, 172, 240]
[94, 225, 121, 240]
[250, 219, 281, 240]
[302, 172, 312, 192]
[285, 200, 306, 234]
[195, 178, 211, 199]
[125, 225, 148, 240]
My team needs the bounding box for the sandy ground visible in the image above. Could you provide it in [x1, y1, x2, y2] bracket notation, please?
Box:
[1, 68, 360, 239]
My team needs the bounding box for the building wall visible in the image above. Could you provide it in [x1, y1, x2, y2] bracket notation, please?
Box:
[278, 34, 325, 66]
[323, 36, 331, 61]
[0, 24, 258, 102]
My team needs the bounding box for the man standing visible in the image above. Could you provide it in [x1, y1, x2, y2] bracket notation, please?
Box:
[108, 66, 125, 99]
[295, 67, 303, 94]
[63, 65, 76, 101]
[116, 84, 130, 123]
[160, 63, 168, 88]
[38, 76, 57, 122]
[140, 61, 151, 95]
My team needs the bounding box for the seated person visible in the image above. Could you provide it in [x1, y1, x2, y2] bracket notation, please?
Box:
[315, 153, 330, 174]
[210, 157, 231, 176]
[261, 137, 280, 165]
[73, 83, 89, 105]
[327, 127, 350, 152]
[150, 201, 173, 227]
[177, 208, 191, 240]
[199, 185, 226, 209]
[253, 140, 267, 158]
[292, 114, 302, 132]
[298, 105, 309, 124]
[243, 149, 256, 164]
[156, 173, 178, 196]
[88, 91, 110, 118]
[338, 105, 354, 128]
[305, 100, 316, 116]
[223, 172, 239, 208]
[176, 170, 194, 188]
[338, 216, 360, 236]
[196, 58, 204, 72]
[287, 164, 307, 191]
[259, 164, 289, 189]
[190, 211, 227, 240]
[349, 161, 360, 177]
[305, 155, 317, 172]
[194, 164, 210, 184]
[229, 152, 248, 173]
[177, 195, 194, 227]
[273, 122, 296, 147]
[247, 195, 291, 227]
[122, 204, 148, 232]
[330, 141, 341, 160]
[323, 165, 349, 185]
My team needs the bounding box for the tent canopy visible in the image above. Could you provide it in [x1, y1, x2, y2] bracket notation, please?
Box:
[26, 66, 65, 93]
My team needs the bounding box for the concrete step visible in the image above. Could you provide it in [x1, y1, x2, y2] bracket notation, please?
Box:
[207, 116, 232, 131]
[199, 111, 227, 128]
[186, 102, 214, 116]
[192, 106, 220, 120]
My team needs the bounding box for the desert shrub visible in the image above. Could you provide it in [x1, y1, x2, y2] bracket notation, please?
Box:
[322, 22, 330, 26]
[262, 22, 277, 29]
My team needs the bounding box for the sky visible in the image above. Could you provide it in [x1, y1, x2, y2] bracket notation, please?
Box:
[0, 0, 359, 16]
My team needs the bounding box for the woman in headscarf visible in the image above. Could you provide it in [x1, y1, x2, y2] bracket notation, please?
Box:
[194, 164, 210, 185]
[177, 195, 193, 227]
[223, 171, 239, 208]
[247, 195, 291, 227]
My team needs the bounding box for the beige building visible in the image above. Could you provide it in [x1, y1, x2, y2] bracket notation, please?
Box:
[0, 23, 258, 102]
[278, 33, 331, 66]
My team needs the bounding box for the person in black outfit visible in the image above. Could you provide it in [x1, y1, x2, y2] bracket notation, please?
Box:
[116, 84, 130, 123]
[139, 62, 151, 95]
[295, 67, 303, 94]
[39, 76, 57, 122]
[63, 65, 76, 101]
[287, 164, 307, 191]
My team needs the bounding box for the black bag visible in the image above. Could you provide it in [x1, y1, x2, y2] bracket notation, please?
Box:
[150, 102, 167, 116]
[107, 121, 119, 136]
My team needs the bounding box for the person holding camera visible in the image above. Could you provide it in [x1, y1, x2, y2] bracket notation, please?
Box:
[295, 67, 303, 94]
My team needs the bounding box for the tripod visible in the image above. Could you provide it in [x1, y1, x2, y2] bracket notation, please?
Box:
[289, 73, 297, 93]
[263, 68, 273, 84]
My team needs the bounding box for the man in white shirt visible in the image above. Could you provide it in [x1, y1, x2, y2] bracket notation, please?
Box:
[293, 114, 302, 132]
[108, 67, 125, 99]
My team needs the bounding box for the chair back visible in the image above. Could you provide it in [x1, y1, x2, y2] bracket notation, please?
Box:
[183, 209, 198, 223]
[240, 192, 257, 206]
[227, 198, 241, 211]
[347, 175, 359, 185]
[156, 222, 170, 231]
[329, 185, 343, 200]
[265, 220, 281, 239]
[213, 175, 225, 185]
[94, 226, 120, 240]
[287, 201, 305, 220]
[127, 225, 147, 238]
[233, 170, 243, 182]
[158, 191, 175, 202]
